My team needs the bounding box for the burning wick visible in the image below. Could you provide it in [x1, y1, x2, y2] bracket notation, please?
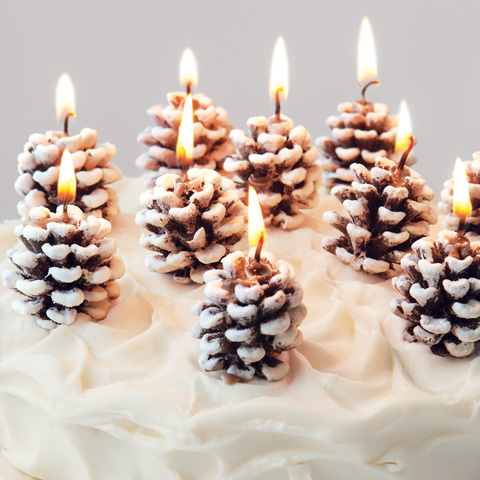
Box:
[396, 135, 415, 173]
[275, 87, 284, 121]
[63, 112, 76, 136]
[254, 233, 265, 263]
[186, 81, 192, 95]
[177, 145, 189, 182]
[361, 80, 380, 105]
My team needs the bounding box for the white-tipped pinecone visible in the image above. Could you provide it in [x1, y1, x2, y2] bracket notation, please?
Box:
[323, 157, 437, 277]
[224, 114, 322, 230]
[136, 168, 247, 284]
[15, 128, 122, 221]
[136, 92, 235, 187]
[316, 102, 398, 189]
[438, 152, 480, 234]
[392, 232, 480, 357]
[2, 205, 125, 330]
[190, 250, 306, 382]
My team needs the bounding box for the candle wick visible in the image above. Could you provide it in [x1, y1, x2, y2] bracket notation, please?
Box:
[360, 80, 380, 105]
[186, 82, 192, 96]
[254, 233, 265, 263]
[275, 87, 284, 121]
[177, 146, 189, 182]
[457, 216, 468, 238]
[63, 112, 76, 136]
[62, 201, 69, 223]
[396, 135, 415, 172]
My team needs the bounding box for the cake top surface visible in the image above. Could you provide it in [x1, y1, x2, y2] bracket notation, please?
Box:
[0, 176, 479, 480]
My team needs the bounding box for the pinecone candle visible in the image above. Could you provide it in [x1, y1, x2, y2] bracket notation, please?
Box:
[438, 152, 480, 234]
[323, 140, 437, 277]
[136, 49, 235, 187]
[392, 158, 479, 357]
[15, 74, 122, 221]
[190, 187, 306, 382]
[136, 94, 247, 284]
[315, 18, 412, 190]
[224, 37, 321, 229]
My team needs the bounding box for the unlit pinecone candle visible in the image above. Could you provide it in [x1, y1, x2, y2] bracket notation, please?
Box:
[15, 74, 122, 221]
[224, 36, 321, 229]
[190, 186, 307, 383]
[392, 159, 480, 357]
[316, 17, 397, 189]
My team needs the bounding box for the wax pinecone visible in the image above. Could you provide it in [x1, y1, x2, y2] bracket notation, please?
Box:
[323, 157, 437, 277]
[190, 250, 306, 382]
[391, 231, 480, 357]
[224, 114, 322, 229]
[438, 152, 480, 234]
[15, 128, 122, 221]
[316, 101, 399, 189]
[136, 168, 247, 284]
[136, 92, 235, 187]
[2, 205, 125, 330]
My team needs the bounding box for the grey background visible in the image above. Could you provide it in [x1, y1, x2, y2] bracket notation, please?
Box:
[1, 0, 479, 220]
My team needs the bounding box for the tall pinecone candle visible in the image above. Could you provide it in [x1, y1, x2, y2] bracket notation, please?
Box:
[15, 74, 122, 221]
[315, 18, 410, 190]
[224, 36, 322, 230]
[2, 204, 125, 330]
[392, 158, 480, 357]
[136, 94, 247, 284]
[136, 49, 235, 187]
[190, 187, 307, 382]
[438, 152, 480, 234]
[323, 138, 437, 277]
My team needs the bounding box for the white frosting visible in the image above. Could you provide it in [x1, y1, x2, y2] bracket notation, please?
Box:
[0, 177, 480, 480]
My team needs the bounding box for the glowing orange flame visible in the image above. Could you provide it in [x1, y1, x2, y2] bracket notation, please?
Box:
[395, 100, 413, 154]
[357, 17, 378, 85]
[269, 35, 289, 102]
[58, 149, 76, 206]
[453, 157, 472, 221]
[179, 48, 198, 89]
[56, 73, 76, 123]
[176, 93, 194, 168]
[248, 186, 266, 251]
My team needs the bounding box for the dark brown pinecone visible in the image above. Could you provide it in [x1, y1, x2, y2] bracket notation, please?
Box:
[316, 101, 399, 189]
[392, 232, 480, 357]
[136, 92, 235, 187]
[190, 250, 306, 382]
[224, 114, 322, 229]
[136, 168, 247, 284]
[438, 152, 480, 234]
[323, 157, 437, 277]
[2, 205, 125, 330]
[15, 128, 122, 221]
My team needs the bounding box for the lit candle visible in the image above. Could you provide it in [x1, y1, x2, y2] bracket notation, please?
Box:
[269, 36, 289, 122]
[56, 73, 76, 135]
[248, 186, 269, 275]
[452, 157, 472, 236]
[57, 149, 76, 222]
[392, 101, 415, 185]
[175, 93, 194, 181]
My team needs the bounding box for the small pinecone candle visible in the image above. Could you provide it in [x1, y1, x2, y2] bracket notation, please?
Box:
[224, 115, 322, 229]
[136, 168, 247, 284]
[2, 205, 125, 330]
[190, 250, 307, 382]
[15, 128, 122, 221]
[136, 92, 235, 187]
[438, 152, 480, 234]
[316, 101, 397, 189]
[323, 157, 437, 277]
[391, 232, 480, 357]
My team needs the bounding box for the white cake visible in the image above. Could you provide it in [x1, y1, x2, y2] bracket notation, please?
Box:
[1, 176, 479, 480]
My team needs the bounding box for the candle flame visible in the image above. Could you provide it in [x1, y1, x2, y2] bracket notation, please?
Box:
[248, 186, 266, 250]
[58, 149, 76, 206]
[176, 93, 194, 168]
[453, 157, 472, 221]
[269, 35, 289, 102]
[395, 100, 413, 154]
[179, 48, 198, 89]
[357, 17, 378, 86]
[56, 73, 76, 123]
